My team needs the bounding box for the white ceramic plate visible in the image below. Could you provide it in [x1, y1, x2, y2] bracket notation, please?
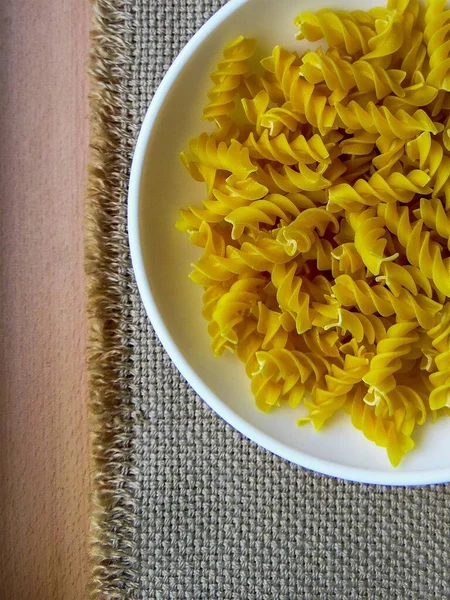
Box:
[128, 0, 450, 485]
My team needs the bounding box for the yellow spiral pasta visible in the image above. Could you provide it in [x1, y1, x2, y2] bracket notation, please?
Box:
[210, 276, 266, 345]
[261, 47, 338, 135]
[176, 0, 450, 466]
[376, 262, 434, 298]
[413, 198, 450, 248]
[244, 129, 330, 165]
[235, 319, 264, 377]
[270, 263, 314, 335]
[254, 302, 295, 350]
[294, 9, 378, 56]
[335, 102, 442, 140]
[346, 383, 426, 466]
[322, 307, 389, 345]
[330, 242, 365, 277]
[251, 348, 330, 411]
[429, 350, 450, 409]
[301, 346, 372, 429]
[351, 208, 399, 275]
[181, 133, 257, 184]
[405, 131, 450, 203]
[427, 307, 450, 409]
[202, 36, 258, 120]
[332, 275, 442, 329]
[379, 202, 450, 297]
[300, 47, 407, 101]
[276, 208, 339, 255]
[424, 0, 450, 91]
[328, 169, 431, 211]
[224, 193, 313, 240]
[363, 322, 419, 400]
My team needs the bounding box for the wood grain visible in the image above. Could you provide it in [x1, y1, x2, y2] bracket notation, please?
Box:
[0, 1, 90, 598]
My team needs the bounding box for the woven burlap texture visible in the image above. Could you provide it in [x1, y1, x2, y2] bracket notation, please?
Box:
[87, 1, 450, 598]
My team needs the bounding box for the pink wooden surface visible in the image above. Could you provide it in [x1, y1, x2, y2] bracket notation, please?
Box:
[1, 2, 90, 598]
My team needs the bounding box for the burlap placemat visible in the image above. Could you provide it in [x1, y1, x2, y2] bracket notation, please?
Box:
[87, 1, 450, 598]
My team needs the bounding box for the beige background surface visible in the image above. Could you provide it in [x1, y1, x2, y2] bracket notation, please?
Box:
[1, 1, 90, 598]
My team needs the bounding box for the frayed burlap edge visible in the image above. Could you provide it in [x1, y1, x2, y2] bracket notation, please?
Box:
[86, 2, 139, 598]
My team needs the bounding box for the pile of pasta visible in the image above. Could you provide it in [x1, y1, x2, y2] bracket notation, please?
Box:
[176, 0, 450, 466]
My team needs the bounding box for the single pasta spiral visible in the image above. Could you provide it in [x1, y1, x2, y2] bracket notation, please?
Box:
[427, 307, 450, 409]
[379, 202, 450, 297]
[363, 322, 419, 399]
[351, 208, 399, 275]
[302, 349, 372, 429]
[276, 208, 339, 255]
[424, 0, 450, 91]
[270, 263, 313, 334]
[300, 47, 406, 101]
[244, 129, 330, 165]
[254, 302, 294, 350]
[211, 276, 266, 344]
[330, 243, 365, 276]
[202, 36, 258, 120]
[405, 131, 450, 204]
[294, 9, 377, 55]
[262, 162, 331, 194]
[322, 307, 389, 345]
[335, 102, 442, 140]
[181, 133, 257, 183]
[376, 262, 434, 298]
[262, 46, 338, 135]
[328, 169, 431, 211]
[346, 383, 425, 466]
[332, 275, 442, 329]
[200, 176, 269, 222]
[298, 327, 341, 358]
[235, 319, 264, 377]
[413, 198, 450, 248]
[225, 193, 305, 240]
[251, 348, 330, 411]
[429, 350, 450, 409]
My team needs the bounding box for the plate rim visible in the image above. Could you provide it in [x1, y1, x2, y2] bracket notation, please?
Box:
[127, 0, 450, 486]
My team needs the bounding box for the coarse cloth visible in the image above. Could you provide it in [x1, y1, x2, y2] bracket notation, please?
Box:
[87, 1, 450, 598]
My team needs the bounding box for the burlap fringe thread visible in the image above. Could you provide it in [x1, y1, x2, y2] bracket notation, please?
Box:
[86, 1, 139, 598]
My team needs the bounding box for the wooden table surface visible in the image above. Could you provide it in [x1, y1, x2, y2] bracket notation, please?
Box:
[1, 2, 90, 598]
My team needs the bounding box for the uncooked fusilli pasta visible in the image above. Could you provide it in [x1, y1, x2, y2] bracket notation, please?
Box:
[177, 0, 450, 466]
